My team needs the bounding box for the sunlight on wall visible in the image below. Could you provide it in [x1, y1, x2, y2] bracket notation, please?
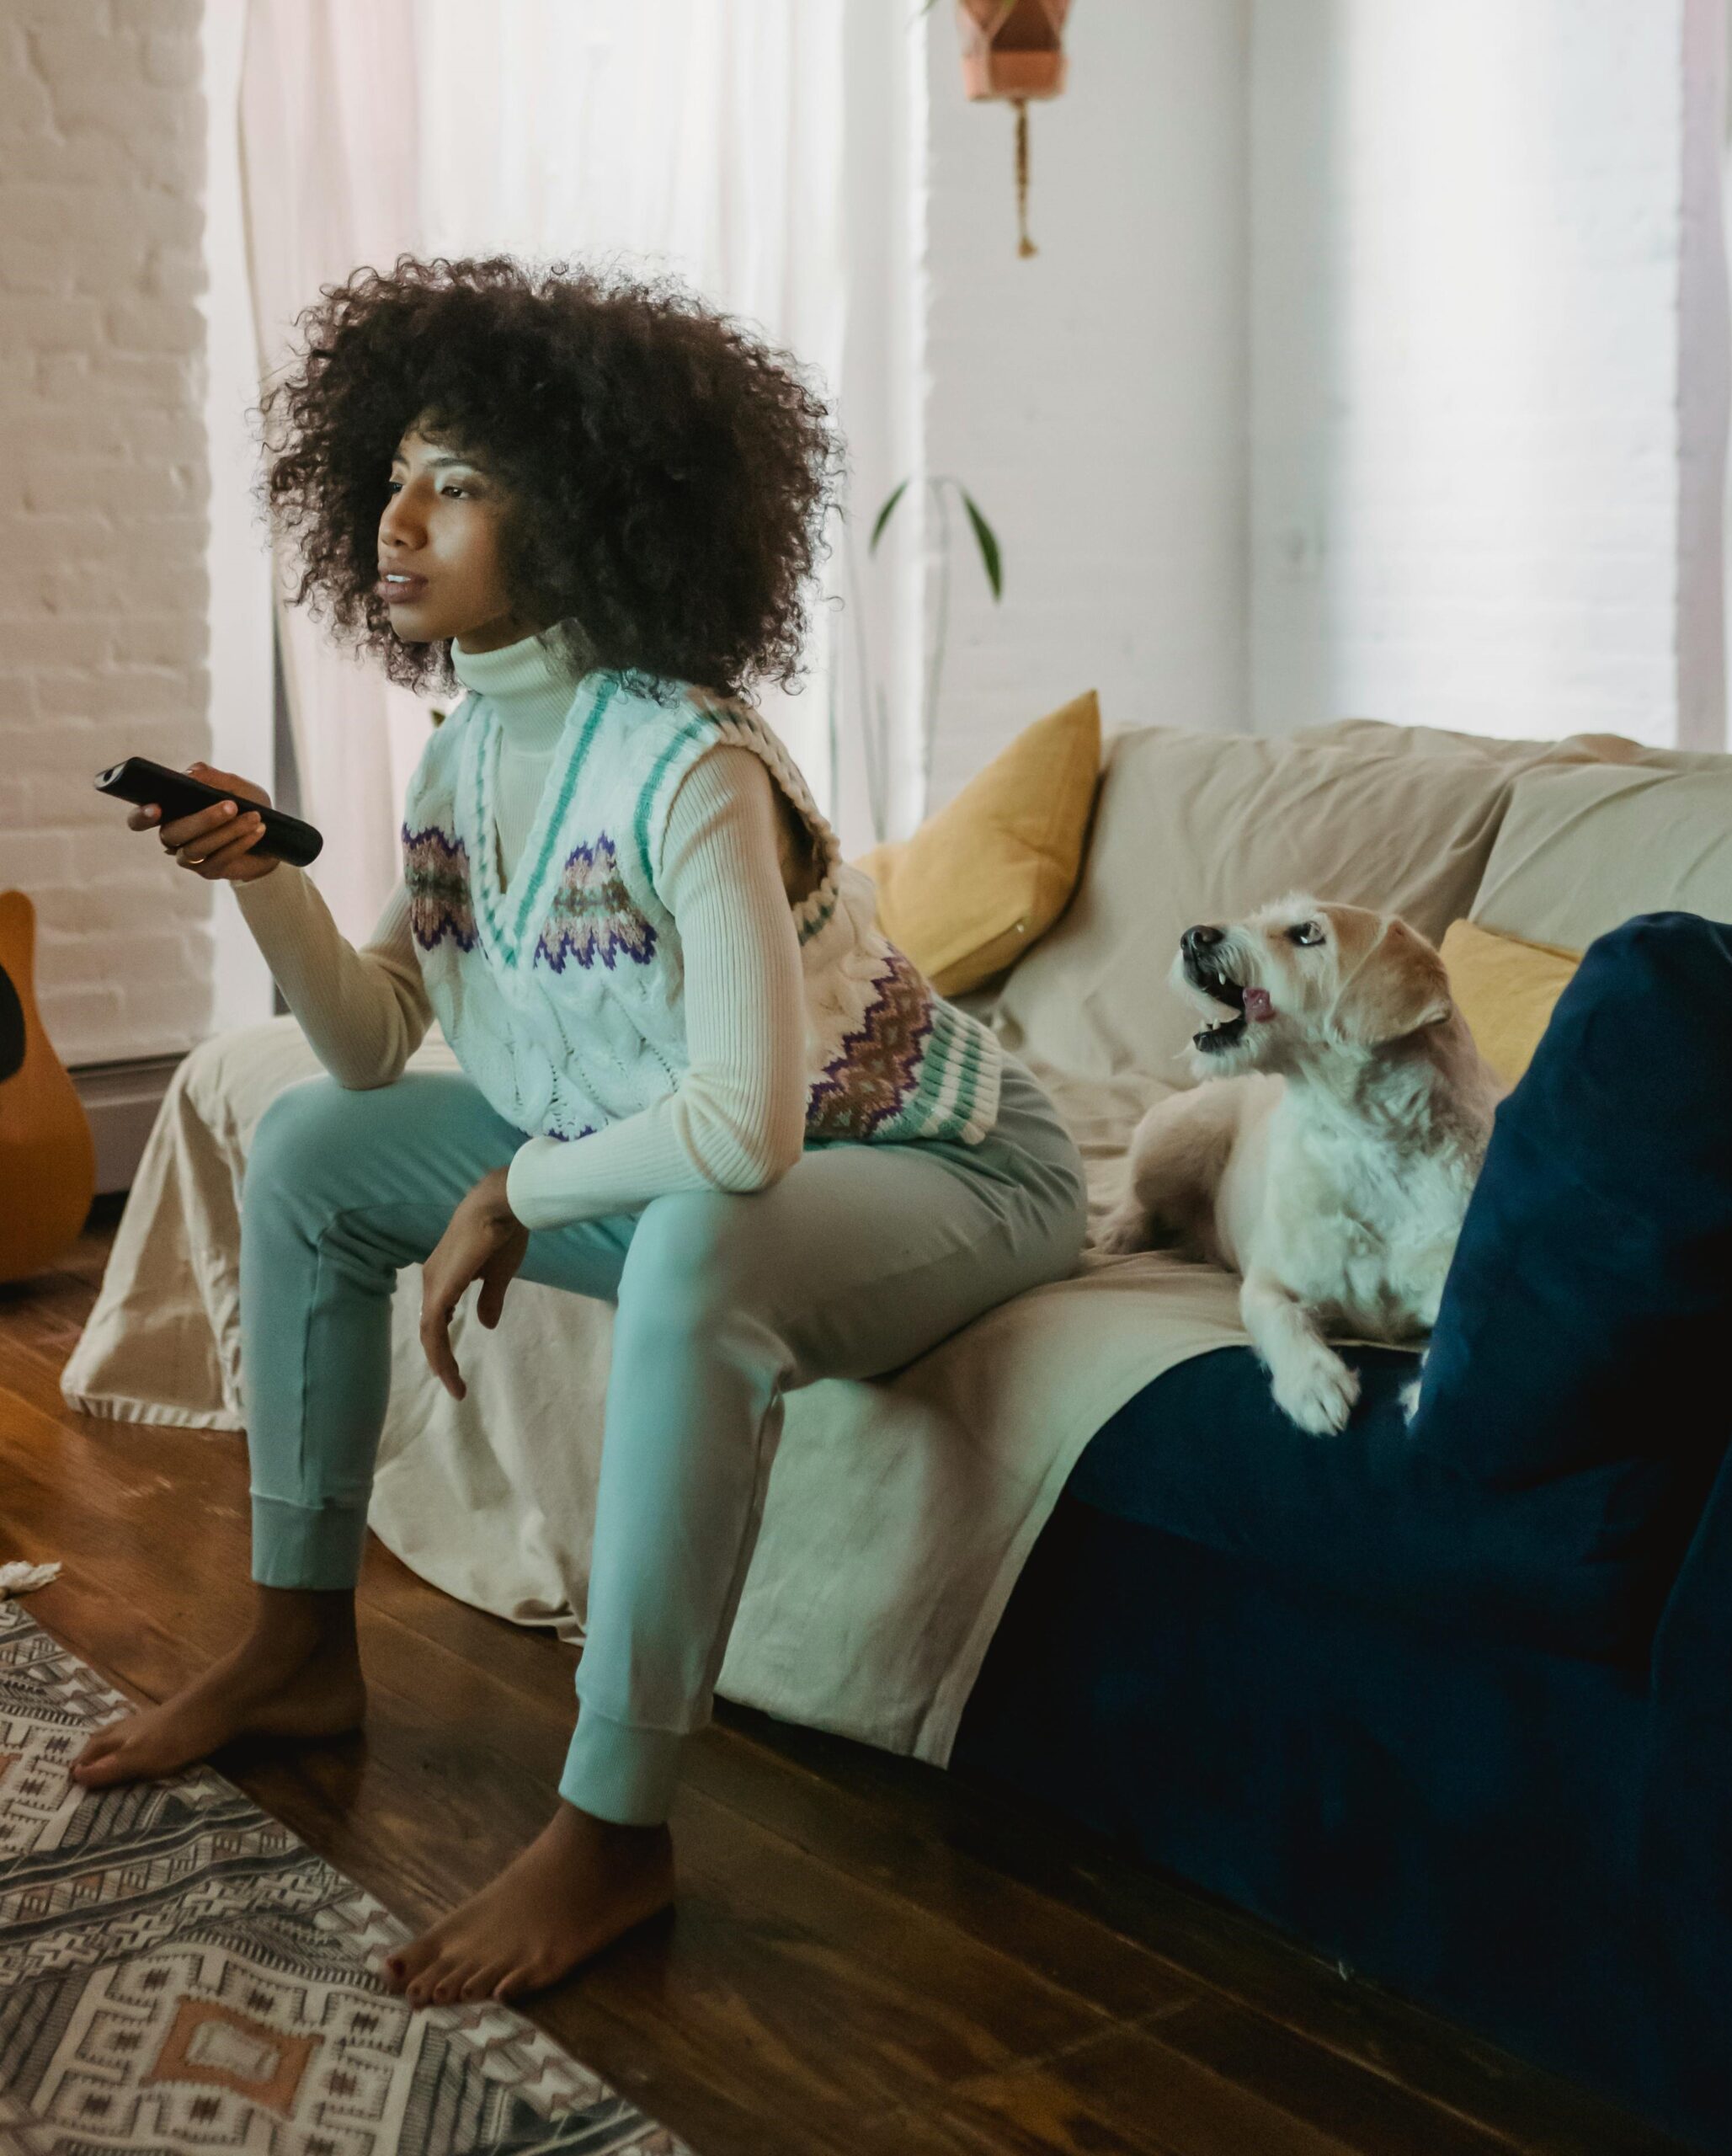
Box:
[1335, 6, 1553, 733]
[1254, 0, 1708, 747]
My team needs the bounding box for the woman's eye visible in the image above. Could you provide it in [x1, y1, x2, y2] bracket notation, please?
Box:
[1287, 921, 1324, 946]
[384, 481, 470, 498]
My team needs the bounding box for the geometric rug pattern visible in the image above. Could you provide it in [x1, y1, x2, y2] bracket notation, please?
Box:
[0, 1599, 697, 2154]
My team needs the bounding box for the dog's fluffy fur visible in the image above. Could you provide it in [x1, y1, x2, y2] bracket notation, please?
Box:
[1097, 894, 1505, 1434]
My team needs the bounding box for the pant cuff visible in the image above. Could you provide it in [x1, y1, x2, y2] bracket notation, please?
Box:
[559, 1701, 689, 1826]
[250, 1492, 369, 1588]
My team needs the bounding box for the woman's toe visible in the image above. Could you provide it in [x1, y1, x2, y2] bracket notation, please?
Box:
[73, 1747, 129, 1788]
[385, 1934, 440, 1989]
[70, 1727, 122, 1774]
[461, 1961, 509, 2001]
[409, 1955, 459, 2004]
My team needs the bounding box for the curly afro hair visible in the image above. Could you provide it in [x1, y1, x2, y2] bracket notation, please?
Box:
[249, 253, 845, 705]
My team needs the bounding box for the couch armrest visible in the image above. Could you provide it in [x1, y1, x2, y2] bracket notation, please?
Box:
[1649, 1434, 1732, 1719]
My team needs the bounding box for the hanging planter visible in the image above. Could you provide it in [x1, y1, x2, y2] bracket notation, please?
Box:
[954, 0, 1074, 258]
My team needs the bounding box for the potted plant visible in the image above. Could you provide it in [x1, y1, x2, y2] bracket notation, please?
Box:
[833, 473, 1004, 843]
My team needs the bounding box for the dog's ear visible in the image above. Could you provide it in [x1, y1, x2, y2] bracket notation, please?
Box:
[1331, 919, 1452, 1046]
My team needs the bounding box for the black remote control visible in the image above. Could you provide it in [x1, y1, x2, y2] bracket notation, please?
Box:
[93, 755, 324, 867]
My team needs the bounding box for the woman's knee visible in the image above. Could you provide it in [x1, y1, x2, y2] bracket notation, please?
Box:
[616, 1187, 775, 1338]
[249, 1075, 349, 1170]
[244, 1075, 386, 1218]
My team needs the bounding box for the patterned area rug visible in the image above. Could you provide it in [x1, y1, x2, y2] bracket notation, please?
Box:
[0, 1597, 697, 2155]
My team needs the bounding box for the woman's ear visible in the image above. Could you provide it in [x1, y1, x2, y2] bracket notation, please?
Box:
[1333, 919, 1453, 1046]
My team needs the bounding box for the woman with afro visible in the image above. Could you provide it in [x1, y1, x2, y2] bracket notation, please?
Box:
[78, 255, 1090, 2006]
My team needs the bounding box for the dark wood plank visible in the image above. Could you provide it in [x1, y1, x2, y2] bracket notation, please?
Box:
[1, 1241, 1701, 2156]
[706, 1708, 1690, 2156]
[1, 1426, 1162, 2153]
[855, 2015, 1362, 2156]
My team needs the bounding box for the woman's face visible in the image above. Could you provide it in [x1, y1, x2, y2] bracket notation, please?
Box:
[376, 420, 546, 654]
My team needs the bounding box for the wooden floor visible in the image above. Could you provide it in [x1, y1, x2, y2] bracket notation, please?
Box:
[0, 1198, 1695, 2156]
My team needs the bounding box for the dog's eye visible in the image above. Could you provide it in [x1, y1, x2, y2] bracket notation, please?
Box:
[1287, 921, 1325, 947]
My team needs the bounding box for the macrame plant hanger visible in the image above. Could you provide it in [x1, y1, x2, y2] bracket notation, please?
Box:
[954, 0, 1074, 258]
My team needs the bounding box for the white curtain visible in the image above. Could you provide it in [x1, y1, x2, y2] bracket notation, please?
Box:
[239, 0, 847, 947]
[240, 0, 422, 950]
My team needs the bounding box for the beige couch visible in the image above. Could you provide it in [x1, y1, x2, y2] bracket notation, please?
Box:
[60, 716, 1732, 1767]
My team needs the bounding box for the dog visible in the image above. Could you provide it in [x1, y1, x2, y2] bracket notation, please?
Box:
[1096, 894, 1505, 1434]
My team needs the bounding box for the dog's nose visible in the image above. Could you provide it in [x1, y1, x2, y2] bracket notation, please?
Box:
[1182, 924, 1224, 958]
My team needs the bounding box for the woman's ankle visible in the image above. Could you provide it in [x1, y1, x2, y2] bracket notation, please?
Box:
[244, 1584, 359, 1659]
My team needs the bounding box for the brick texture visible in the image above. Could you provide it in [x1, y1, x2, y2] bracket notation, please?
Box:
[1249, 0, 1694, 746]
[0, 0, 211, 1070]
[919, 0, 1251, 813]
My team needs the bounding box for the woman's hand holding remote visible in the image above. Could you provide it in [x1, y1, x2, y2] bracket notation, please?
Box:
[130, 760, 280, 883]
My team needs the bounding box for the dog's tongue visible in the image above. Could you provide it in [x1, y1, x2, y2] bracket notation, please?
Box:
[1243, 986, 1275, 1022]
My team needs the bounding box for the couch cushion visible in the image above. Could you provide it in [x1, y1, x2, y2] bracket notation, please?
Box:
[1068, 1345, 1673, 1658]
[1439, 919, 1580, 1090]
[994, 721, 1628, 1087]
[1472, 764, 1732, 947]
[855, 689, 1100, 995]
[1410, 914, 1732, 1497]
[1298, 715, 1726, 771]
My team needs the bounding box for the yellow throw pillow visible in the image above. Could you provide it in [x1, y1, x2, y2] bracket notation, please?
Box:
[853, 690, 1101, 996]
[1440, 918, 1581, 1089]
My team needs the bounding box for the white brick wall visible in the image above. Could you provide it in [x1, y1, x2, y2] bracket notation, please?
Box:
[1, 0, 211, 1071]
[1250, 0, 1715, 747]
[919, 0, 1252, 814]
[904, 0, 1725, 800]
[5, 0, 1724, 1075]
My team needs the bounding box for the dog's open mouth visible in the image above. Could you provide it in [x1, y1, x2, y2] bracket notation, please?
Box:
[1188, 962, 1248, 1054]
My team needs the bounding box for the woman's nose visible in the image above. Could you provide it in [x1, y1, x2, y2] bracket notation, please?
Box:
[380, 493, 421, 543]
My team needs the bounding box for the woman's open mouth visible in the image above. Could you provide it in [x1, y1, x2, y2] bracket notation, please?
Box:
[379, 574, 428, 603]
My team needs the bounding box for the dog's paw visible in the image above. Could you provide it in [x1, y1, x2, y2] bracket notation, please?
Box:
[1095, 1204, 1151, 1256]
[1272, 1348, 1361, 1436]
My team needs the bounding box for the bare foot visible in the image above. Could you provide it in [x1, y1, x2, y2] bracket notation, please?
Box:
[381, 1801, 676, 2006]
[67, 1630, 367, 1790]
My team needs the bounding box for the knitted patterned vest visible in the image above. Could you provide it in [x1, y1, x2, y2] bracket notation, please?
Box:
[399, 669, 1003, 1151]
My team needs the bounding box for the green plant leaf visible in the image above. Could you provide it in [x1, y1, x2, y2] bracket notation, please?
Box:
[957, 486, 1003, 600]
[869, 478, 912, 556]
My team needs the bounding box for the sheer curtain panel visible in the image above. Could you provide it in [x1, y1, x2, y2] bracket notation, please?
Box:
[238, 0, 846, 946]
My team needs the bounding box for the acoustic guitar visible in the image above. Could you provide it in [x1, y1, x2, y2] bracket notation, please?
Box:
[0, 888, 97, 1283]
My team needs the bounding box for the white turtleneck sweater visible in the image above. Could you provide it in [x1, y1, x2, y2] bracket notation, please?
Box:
[232, 631, 807, 1230]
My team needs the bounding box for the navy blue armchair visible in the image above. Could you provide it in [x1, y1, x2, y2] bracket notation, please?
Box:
[954, 914, 1732, 2152]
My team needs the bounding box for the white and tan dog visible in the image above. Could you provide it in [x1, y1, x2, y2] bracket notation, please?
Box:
[1097, 894, 1505, 1434]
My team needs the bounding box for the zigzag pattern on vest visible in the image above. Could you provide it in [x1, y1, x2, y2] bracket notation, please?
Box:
[806, 946, 937, 1142]
[402, 823, 477, 953]
[535, 835, 658, 974]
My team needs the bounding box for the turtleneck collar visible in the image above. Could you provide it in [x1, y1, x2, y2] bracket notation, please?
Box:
[450, 627, 591, 755]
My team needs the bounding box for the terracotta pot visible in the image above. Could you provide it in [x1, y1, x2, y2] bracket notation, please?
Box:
[956, 0, 1072, 102]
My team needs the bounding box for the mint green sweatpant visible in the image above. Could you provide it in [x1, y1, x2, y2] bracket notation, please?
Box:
[237, 1051, 1089, 1827]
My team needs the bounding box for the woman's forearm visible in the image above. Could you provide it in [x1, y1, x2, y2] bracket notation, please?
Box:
[233, 862, 434, 1088]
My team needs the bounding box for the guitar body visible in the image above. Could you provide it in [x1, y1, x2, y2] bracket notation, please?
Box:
[0, 888, 97, 1283]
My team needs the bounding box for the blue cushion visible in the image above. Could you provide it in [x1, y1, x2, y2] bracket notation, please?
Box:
[1408, 912, 1732, 1489]
[1071, 1345, 1674, 1660]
